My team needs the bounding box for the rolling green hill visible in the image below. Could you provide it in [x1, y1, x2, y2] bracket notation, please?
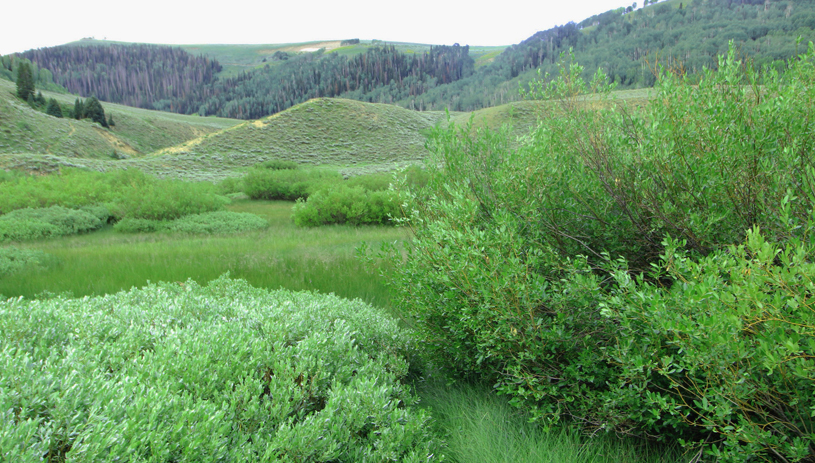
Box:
[0, 78, 240, 160]
[153, 98, 448, 164]
[0, 87, 650, 181]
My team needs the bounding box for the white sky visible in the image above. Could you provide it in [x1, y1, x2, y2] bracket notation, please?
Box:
[1, 0, 634, 56]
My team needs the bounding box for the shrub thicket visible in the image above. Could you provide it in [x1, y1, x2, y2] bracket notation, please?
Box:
[0, 169, 228, 223]
[292, 167, 429, 227]
[0, 276, 443, 461]
[0, 246, 50, 277]
[0, 206, 103, 242]
[114, 211, 268, 235]
[110, 177, 227, 221]
[292, 185, 399, 227]
[386, 44, 815, 461]
[243, 167, 342, 201]
[0, 169, 120, 213]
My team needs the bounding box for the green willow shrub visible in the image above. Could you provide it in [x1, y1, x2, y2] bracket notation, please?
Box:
[0, 276, 444, 462]
[600, 228, 815, 462]
[114, 212, 268, 235]
[385, 45, 815, 461]
[0, 246, 49, 277]
[0, 206, 103, 242]
[243, 167, 342, 201]
[165, 211, 268, 234]
[386, 120, 615, 421]
[111, 178, 228, 221]
[521, 44, 815, 271]
[112, 217, 163, 233]
[0, 169, 227, 225]
[292, 185, 399, 227]
[0, 169, 120, 214]
[215, 176, 244, 195]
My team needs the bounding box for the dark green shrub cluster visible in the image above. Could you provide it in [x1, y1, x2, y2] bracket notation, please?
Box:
[114, 211, 268, 235]
[292, 167, 427, 227]
[243, 166, 342, 200]
[0, 276, 443, 461]
[0, 169, 228, 224]
[111, 217, 163, 233]
[111, 177, 228, 221]
[386, 45, 815, 461]
[0, 246, 49, 277]
[0, 206, 103, 242]
[292, 185, 399, 227]
[254, 159, 300, 170]
[0, 169, 121, 213]
[215, 176, 244, 195]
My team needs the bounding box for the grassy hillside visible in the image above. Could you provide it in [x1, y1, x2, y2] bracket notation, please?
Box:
[0, 78, 240, 159]
[0, 87, 651, 180]
[146, 98, 453, 177]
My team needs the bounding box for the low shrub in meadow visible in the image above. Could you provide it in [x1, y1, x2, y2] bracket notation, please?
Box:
[0, 169, 228, 224]
[292, 185, 399, 227]
[254, 159, 300, 170]
[0, 206, 103, 242]
[165, 211, 268, 234]
[0, 246, 49, 277]
[0, 168, 120, 213]
[114, 211, 268, 235]
[111, 177, 228, 221]
[243, 167, 342, 201]
[0, 276, 443, 462]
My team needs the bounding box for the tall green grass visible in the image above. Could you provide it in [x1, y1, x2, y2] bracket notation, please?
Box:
[418, 378, 684, 463]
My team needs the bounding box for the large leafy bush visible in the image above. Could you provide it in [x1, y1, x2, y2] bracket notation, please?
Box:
[0, 276, 443, 461]
[386, 44, 815, 461]
[291, 167, 428, 227]
[292, 185, 399, 227]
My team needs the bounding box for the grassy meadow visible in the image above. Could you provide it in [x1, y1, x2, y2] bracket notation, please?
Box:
[0, 200, 404, 309]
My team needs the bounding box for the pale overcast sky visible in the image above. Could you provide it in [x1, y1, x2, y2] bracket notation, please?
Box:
[2, 0, 633, 56]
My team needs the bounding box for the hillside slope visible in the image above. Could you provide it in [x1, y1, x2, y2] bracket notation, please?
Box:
[0, 90, 652, 180]
[153, 97, 451, 167]
[0, 78, 240, 159]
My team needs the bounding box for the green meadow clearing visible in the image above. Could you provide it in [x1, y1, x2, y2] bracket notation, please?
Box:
[0, 200, 404, 307]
